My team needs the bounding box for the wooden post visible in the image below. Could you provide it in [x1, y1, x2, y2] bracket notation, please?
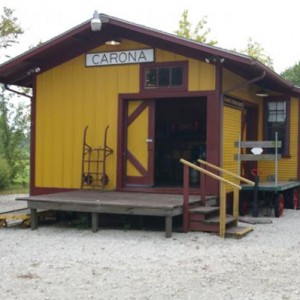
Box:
[219, 183, 226, 238]
[91, 212, 99, 233]
[30, 208, 38, 230]
[182, 164, 189, 233]
[233, 188, 239, 224]
[165, 215, 172, 238]
[200, 164, 206, 206]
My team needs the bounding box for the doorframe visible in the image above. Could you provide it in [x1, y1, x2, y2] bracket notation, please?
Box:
[116, 91, 218, 191]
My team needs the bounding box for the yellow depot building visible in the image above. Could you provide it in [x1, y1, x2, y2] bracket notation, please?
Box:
[1, 14, 300, 236]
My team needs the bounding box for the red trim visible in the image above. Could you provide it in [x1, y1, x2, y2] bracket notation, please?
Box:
[127, 101, 148, 125]
[116, 96, 125, 189]
[30, 79, 37, 196]
[204, 66, 222, 196]
[263, 97, 290, 156]
[298, 100, 300, 180]
[123, 99, 155, 186]
[127, 151, 147, 176]
[30, 187, 76, 196]
[120, 90, 215, 100]
[117, 91, 215, 190]
[139, 61, 188, 93]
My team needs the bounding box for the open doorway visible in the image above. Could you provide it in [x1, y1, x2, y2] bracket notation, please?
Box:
[154, 97, 207, 186]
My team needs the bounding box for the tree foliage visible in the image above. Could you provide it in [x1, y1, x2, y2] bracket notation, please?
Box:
[0, 86, 30, 182]
[175, 10, 217, 46]
[239, 37, 274, 69]
[0, 7, 29, 184]
[281, 62, 300, 86]
[0, 7, 23, 49]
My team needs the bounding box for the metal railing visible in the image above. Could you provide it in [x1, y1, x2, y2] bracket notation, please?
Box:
[180, 158, 255, 238]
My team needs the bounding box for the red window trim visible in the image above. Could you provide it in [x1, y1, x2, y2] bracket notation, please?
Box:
[140, 61, 188, 93]
[263, 96, 290, 157]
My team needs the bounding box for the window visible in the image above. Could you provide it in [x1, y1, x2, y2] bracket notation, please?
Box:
[264, 99, 289, 155]
[142, 62, 187, 90]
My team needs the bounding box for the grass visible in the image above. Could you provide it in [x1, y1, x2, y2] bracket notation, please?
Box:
[0, 181, 29, 195]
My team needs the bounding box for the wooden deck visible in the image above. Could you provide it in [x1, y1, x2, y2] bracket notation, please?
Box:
[16, 190, 200, 238]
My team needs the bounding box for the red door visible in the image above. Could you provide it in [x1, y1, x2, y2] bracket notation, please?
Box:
[124, 99, 155, 186]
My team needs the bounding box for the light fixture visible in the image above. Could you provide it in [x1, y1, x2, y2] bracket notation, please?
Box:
[256, 80, 269, 97]
[204, 56, 225, 64]
[256, 89, 269, 97]
[27, 67, 41, 76]
[105, 40, 121, 46]
[91, 10, 101, 31]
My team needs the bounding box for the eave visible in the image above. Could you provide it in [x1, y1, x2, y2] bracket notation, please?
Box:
[0, 14, 298, 97]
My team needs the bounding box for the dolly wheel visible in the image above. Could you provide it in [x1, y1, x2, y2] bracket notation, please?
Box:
[21, 219, 31, 228]
[0, 219, 7, 228]
[274, 193, 284, 218]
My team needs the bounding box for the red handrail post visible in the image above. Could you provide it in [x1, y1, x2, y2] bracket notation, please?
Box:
[200, 163, 206, 206]
[183, 164, 189, 233]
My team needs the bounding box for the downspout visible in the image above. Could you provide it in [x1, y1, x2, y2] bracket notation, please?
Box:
[4, 84, 32, 99]
[220, 70, 266, 177]
[223, 70, 266, 95]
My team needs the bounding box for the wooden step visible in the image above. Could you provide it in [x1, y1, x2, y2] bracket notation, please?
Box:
[189, 206, 219, 215]
[189, 206, 220, 222]
[189, 215, 236, 232]
[225, 225, 254, 239]
[203, 215, 236, 225]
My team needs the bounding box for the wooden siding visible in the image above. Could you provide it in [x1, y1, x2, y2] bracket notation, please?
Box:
[223, 69, 259, 104]
[126, 101, 148, 176]
[188, 58, 215, 91]
[36, 42, 141, 189]
[258, 98, 299, 181]
[222, 106, 242, 191]
[35, 40, 216, 189]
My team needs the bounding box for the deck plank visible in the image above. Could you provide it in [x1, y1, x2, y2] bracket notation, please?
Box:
[16, 190, 201, 238]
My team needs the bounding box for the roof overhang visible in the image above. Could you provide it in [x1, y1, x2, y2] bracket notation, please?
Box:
[0, 14, 298, 97]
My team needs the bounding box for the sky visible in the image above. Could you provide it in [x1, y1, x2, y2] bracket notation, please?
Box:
[1, 0, 300, 74]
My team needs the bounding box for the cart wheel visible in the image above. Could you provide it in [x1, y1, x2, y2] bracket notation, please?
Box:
[239, 194, 250, 216]
[0, 219, 7, 228]
[21, 219, 31, 228]
[293, 190, 298, 209]
[274, 193, 284, 217]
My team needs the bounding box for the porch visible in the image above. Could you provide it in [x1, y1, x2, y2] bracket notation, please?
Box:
[16, 190, 201, 238]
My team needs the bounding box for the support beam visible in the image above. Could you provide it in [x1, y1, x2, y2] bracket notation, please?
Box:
[91, 212, 99, 233]
[30, 208, 38, 230]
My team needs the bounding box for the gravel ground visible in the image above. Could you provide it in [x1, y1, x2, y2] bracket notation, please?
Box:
[1, 195, 300, 300]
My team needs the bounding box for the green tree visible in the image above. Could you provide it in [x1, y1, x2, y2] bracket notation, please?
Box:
[239, 37, 274, 69]
[0, 7, 23, 49]
[0, 86, 30, 182]
[175, 10, 217, 46]
[281, 62, 300, 86]
[0, 7, 28, 184]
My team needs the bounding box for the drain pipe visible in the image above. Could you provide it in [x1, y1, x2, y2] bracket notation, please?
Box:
[223, 71, 266, 95]
[4, 84, 32, 99]
[220, 70, 266, 177]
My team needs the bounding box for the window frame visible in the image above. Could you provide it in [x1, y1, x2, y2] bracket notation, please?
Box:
[140, 61, 188, 92]
[263, 97, 290, 157]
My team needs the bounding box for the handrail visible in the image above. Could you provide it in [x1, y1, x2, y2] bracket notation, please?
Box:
[198, 159, 255, 186]
[180, 158, 246, 238]
[180, 159, 241, 190]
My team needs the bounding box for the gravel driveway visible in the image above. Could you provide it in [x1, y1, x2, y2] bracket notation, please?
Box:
[1, 194, 300, 299]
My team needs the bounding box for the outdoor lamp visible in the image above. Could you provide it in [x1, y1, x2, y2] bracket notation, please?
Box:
[256, 81, 269, 97]
[105, 40, 121, 45]
[91, 11, 101, 31]
[256, 89, 269, 97]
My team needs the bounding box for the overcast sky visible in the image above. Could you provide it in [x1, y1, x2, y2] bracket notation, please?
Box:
[1, 0, 300, 74]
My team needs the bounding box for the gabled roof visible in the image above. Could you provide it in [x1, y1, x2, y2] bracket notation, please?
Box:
[0, 13, 299, 96]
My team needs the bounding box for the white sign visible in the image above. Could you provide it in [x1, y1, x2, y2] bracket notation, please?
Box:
[86, 49, 154, 67]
